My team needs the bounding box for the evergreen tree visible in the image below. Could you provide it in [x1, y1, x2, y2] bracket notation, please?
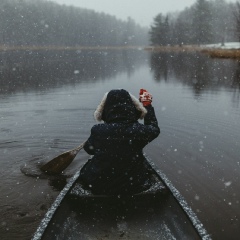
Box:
[163, 16, 170, 45]
[192, 0, 213, 45]
[210, 0, 235, 44]
[173, 8, 195, 45]
[150, 14, 170, 46]
[149, 0, 236, 46]
[234, 1, 240, 42]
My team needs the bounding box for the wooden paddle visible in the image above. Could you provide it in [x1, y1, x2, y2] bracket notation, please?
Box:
[40, 141, 86, 175]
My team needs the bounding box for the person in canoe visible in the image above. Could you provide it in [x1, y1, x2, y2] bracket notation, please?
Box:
[79, 89, 160, 195]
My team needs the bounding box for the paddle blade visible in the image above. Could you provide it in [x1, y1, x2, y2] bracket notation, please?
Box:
[40, 150, 78, 175]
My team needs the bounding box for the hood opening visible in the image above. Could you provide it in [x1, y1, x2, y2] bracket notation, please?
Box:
[94, 89, 147, 123]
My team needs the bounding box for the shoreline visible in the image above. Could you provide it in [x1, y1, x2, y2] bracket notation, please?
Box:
[201, 48, 240, 59]
[145, 45, 240, 59]
[0, 45, 144, 52]
[1, 45, 240, 59]
[144, 45, 202, 52]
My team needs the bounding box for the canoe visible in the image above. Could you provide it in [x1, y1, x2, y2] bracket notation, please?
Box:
[32, 156, 211, 240]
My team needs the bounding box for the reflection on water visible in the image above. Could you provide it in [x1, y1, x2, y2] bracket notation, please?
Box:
[0, 49, 146, 94]
[1, 49, 240, 99]
[150, 51, 240, 100]
[0, 50, 240, 240]
[149, 51, 240, 240]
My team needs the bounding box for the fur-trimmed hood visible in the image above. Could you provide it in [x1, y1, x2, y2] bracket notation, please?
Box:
[94, 89, 147, 123]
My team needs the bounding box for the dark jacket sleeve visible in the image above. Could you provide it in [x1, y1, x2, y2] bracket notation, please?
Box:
[142, 105, 160, 142]
[83, 127, 96, 155]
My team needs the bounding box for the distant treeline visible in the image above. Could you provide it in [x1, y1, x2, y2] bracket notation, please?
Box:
[150, 0, 238, 46]
[0, 0, 148, 47]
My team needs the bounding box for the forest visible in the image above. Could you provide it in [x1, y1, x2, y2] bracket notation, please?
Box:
[150, 0, 240, 46]
[1, 0, 240, 48]
[0, 0, 148, 47]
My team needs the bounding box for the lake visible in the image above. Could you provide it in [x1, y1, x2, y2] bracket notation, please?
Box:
[0, 49, 239, 240]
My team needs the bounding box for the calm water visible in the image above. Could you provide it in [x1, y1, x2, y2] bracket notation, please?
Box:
[0, 49, 239, 240]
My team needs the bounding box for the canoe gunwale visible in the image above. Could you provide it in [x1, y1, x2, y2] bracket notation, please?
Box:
[32, 155, 212, 240]
[32, 170, 81, 240]
[145, 155, 212, 240]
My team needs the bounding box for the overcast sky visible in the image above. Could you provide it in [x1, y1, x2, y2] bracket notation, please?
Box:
[52, 0, 236, 26]
[52, 0, 235, 27]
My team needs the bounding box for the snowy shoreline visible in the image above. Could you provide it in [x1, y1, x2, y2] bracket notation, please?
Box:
[201, 42, 240, 59]
[145, 42, 240, 59]
[203, 42, 240, 50]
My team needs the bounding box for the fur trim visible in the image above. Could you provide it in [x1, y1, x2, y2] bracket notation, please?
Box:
[94, 92, 108, 122]
[94, 92, 147, 122]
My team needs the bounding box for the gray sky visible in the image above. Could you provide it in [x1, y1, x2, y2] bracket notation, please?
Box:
[49, 0, 210, 27]
[52, 0, 236, 27]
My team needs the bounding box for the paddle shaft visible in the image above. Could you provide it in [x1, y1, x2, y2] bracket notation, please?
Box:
[40, 141, 86, 174]
[73, 142, 85, 153]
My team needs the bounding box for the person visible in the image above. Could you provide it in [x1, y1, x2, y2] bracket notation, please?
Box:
[79, 89, 160, 195]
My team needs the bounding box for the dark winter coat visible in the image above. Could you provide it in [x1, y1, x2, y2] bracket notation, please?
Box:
[80, 89, 160, 195]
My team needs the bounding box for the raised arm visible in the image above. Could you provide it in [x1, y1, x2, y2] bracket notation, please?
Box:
[139, 89, 160, 141]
